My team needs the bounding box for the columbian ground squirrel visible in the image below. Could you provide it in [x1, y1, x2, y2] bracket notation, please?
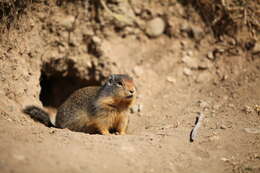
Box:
[23, 74, 136, 135]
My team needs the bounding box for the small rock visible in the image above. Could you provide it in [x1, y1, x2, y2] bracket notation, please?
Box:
[130, 104, 143, 113]
[207, 51, 215, 60]
[220, 125, 227, 129]
[244, 128, 260, 134]
[182, 55, 199, 69]
[145, 17, 165, 37]
[92, 36, 102, 45]
[183, 68, 192, 76]
[166, 76, 176, 84]
[253, 42, 260, 54]
[221, 157, 229, 162]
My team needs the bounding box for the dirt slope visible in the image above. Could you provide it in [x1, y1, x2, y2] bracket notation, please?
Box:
[0, 1, 260, 173]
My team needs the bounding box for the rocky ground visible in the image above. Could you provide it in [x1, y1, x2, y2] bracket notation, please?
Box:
[0, 0, 260, 173]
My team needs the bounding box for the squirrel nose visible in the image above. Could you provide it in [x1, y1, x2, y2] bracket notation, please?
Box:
[129, 89, 135, 95]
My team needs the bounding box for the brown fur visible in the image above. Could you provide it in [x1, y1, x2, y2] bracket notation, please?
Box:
[53, 74, 136, 135]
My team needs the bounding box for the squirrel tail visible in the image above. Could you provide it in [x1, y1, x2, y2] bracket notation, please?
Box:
[23, 106, 54, 127]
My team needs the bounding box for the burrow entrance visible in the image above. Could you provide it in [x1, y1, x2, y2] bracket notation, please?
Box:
[39, 58, 104, 108]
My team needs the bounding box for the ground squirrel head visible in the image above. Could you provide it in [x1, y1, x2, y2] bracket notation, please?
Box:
[96, 74, 136, 112]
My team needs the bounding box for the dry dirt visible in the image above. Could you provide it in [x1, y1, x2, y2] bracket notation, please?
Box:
[0, 1, 260, 173]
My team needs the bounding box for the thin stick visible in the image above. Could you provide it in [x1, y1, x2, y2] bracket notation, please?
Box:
[190, 112, 204, 142]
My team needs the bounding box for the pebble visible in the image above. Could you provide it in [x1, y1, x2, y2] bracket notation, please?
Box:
[253, 42, 260, 53]
[220, 125, 227, 129]
[166, 76, 176, 84]
[221, 157, 229, 162]
[207, 51, 215, 60]
[183, 68, 192, 76]
[130, 104, 143, 113]
[145, 17, 165, 37]
[182, 55, 199, 69]
[92, 36, 102, 45]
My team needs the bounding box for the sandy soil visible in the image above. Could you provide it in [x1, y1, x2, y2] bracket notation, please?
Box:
[0, 1, 260, 173]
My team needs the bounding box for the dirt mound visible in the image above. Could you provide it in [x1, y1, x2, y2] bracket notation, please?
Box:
[0, 0, 260, 173]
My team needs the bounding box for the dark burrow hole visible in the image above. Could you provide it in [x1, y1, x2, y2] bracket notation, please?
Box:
[39, 59, 103, 109]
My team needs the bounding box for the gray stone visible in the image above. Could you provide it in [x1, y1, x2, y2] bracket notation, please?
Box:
[145, 17, 165, 37]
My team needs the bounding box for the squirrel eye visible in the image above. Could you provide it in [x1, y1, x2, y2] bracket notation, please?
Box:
[116, 81, 123, 87]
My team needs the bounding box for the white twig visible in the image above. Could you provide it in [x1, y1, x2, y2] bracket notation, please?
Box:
[190, 112, 204, 142]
